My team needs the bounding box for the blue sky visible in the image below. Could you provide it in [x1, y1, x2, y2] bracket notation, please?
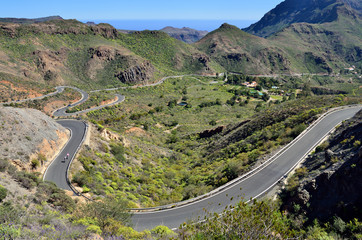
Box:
[1, 0, 283, 21]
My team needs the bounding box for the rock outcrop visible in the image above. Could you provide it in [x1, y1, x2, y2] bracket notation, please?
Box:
[282, 109, 362, 223]
[115, 61, 155, 84]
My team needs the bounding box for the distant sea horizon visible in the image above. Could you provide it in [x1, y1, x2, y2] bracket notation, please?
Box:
[80, 19, 257, 32]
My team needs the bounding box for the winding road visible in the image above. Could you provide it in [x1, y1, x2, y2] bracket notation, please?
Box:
[43, 120, 87, 191]
[131, 105, 361, 230]
[2, 78, 361, 231]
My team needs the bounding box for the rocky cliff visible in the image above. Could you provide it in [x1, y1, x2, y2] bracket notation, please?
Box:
[282, 109, 362, 224]
[115, 60, 155, 84]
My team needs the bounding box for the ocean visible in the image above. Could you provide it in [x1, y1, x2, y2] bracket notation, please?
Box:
[80, 19, 257, 32]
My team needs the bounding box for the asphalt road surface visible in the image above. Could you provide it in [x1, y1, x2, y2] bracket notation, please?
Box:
[43, 120, 87, 191]
[52, 87, 89, 117]
[131, 106, 361, 231]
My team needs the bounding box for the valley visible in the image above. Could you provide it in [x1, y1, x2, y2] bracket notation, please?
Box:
[0, 0, 361, 238]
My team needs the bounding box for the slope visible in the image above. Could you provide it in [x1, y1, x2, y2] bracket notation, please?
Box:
[244, 0, 361, 38]
[0, 19, 223, 90]
[194, 23, 293, 74]
[195, 1, 362, 74]
[269, 13, 362, 72]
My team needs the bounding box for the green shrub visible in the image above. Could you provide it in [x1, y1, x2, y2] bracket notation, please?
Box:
[14, 171, 39, 189]
[35, 182, 76, 213]
[76, 197, 131, 231]
[110, 143, 125, 162]
[0, 224, 21, 239]
[31, 159, 40, 169]
[151, 225, 176, 238]
[0, 159, 9, 172]
[86, 225, 102, 235]
[0, 185, 7, 202]
[0, 202, 22, 223]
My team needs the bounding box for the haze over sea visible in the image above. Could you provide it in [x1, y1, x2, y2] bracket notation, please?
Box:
[81, 19, 257, 32]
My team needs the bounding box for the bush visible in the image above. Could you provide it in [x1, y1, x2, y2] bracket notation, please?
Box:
[31, 159, 40, 169]
[14, 171, 40, 189]
[0, 159, 9, 172]
[209, 120, 217, 126]
[180, 199, 295, 239]
[151, 225, 176, 238]
[0, 202, 22, 224]
[35, 182, 76, 213]
[86, 225, 102, 235]
[110, 143, 125, 162]
[0, 224, 21, 239]
[0, 185, 7, 202]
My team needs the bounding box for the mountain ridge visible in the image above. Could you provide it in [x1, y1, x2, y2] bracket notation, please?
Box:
[160, 26, 208, 43]
[244, 0, 361, 37]
[0, 16, 63, 24]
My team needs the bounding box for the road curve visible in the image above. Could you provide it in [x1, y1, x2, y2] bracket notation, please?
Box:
[131, 106, 361, 231]
[43, 120, 87, 191]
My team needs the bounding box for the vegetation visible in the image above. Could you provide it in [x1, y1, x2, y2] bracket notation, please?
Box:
[68, 75, 361, 208]
[66, 91, 117, 113]
[4, 88, 81, 115]
[0, 4, 361, 237]
[180, 198, 298, 239]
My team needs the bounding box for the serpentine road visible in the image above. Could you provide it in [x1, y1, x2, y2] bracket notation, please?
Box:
[46, 103, 361, 231]
[3, 78, 360, 231]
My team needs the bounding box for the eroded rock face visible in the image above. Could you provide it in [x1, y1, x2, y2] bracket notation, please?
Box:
[199, 126, 226, 139]
[33, 48, 68, 81]
[90, 25, 118, 39]
[257, 48, 291, 72]
[115, 61, 155, 84]
[282, 110, 362, 222]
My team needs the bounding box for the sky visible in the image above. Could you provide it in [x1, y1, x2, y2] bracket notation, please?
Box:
[0, 0, 284, 31]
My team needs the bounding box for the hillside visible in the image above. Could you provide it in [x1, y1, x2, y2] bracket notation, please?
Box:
[0, 107, 69, 172]
[194, 23, 293, 74]
[195, 0, 362, 74]
[160, 26, 208, 43]
[244, 0, 361, 37]
[0, 19, 222, 90]
[269, 14, 362, 73]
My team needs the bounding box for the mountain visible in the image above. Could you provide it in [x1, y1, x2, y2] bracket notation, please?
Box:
[0, 19, 223, 89]
[194, 23, 293, 74]
[244, 0, 361, 37]
[0, 16, 63, 24]
[195, 0, 362, 74]
[160, 26, 208, 43]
